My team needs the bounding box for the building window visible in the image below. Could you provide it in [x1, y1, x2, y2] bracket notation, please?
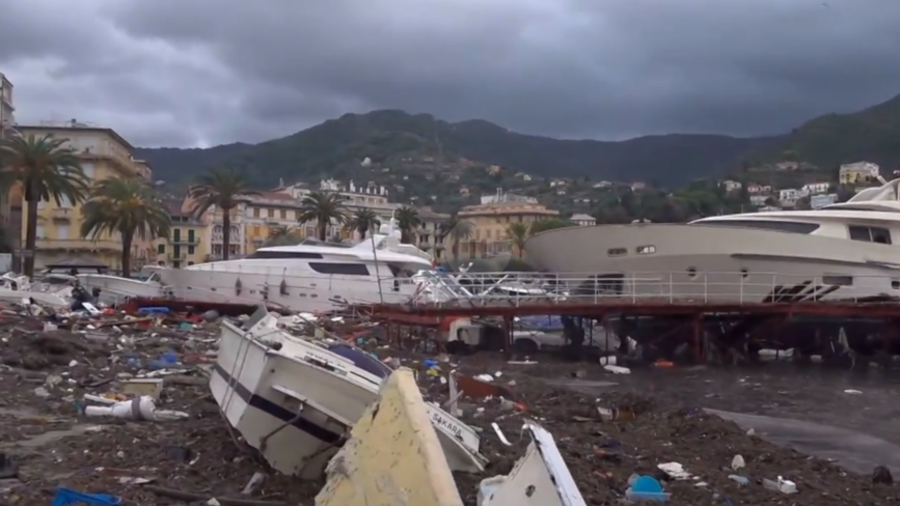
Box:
[188, 229, 195, 242]
[173, 228, 181, 242]
[188, 246, 195, 255]
[57, 225, 70, 240]
[158, 244, 165, 254]
[267, 208, 274, 218]
[253, 207, 260, 218]
[36, 226, 46, 239]
[280, 209, 286, 219]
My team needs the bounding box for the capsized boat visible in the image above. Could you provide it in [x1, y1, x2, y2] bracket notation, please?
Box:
[0, 272, 74, 307]
[211, 308, 487, 479]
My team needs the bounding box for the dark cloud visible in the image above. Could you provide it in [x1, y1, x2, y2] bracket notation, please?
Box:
[1, 0, 900, 147]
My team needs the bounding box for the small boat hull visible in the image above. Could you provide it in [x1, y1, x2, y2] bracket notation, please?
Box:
[211, 313, 486, 479]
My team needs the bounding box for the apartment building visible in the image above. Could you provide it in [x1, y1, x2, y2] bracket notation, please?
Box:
[155, 201, 209, 268]
[243, 192, 305, 252]
[0, 73, 13, 131]
[0, 74, 15, 248]
[16, 121, 152, 271]
[415, 206, 450, 260]
[458, 192, 559, 259]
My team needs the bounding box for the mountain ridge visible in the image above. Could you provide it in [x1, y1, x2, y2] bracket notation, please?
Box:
[135, 92, 900, 188]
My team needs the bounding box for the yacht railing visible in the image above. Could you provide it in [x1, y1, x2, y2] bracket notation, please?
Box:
[402, 270, 900, 307]
[86, 269, 900, 310]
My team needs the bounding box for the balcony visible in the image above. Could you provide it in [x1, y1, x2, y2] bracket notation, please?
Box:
[171, 237, 201, 245]
[50, 208, 73, 221]
[77, 146, 137, 177]
[37, 238, 120, 252]
[168, 253, 187, 261]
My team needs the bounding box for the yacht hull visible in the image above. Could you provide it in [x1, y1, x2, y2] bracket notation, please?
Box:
[212, 316, 485, 480]
[525, 224, 900, 303]
[77, 274, 165, 306]
[158, 268, 418, 313]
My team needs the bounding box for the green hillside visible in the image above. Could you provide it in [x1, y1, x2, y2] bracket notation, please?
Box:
[135, 110, 775, 188]
[135, 92, 900, 189]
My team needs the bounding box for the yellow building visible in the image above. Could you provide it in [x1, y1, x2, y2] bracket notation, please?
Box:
[458, 193, 559, 259]
[154, 201, 209, 268]
[243, 192, 304, 253]
[16, 122, 152, 271]
[838, 161, 879, 185]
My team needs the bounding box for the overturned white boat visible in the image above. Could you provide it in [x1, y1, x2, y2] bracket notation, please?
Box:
[0, 272, 74, 308]
[211, 309, 487, 479]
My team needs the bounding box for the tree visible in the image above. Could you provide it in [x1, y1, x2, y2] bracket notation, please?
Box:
[297, 191, 348, 241]
[188, 168, 258, 260]
[80, 177, 170, 277]
[345, 208, 380, 240]
[0, 132, 90, 276]
[529, 218, 573, 235]
[506, 222, 529, 258]
[263, 225, 298, 247]
[441, 215, 473, 261]
[395, 206, 421, 244]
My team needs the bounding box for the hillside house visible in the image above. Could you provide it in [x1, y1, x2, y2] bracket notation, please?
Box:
[747, 184, 773, 194]
[839, 161, 879, 185]
[630, 182, 647, 191]
[749, 195, 769, 207]
[775, 161, 800, 171]
[593, 181, 613, 188]
[779, 188, 801, 207]
[801, 182, 830, 195]
[720, 180, 742, 192]
[570, 213, 596, 226]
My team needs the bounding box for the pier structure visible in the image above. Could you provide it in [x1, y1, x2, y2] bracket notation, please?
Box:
[361, 270, 900, 363]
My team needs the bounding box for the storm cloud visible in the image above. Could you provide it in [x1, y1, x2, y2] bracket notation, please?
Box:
[1, 0, 899, 148]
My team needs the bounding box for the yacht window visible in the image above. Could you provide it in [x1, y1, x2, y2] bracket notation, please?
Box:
[607, 248, 627, 256]
[309, 263, 370, 275]
[636, 245, 656, 255]
[848, 226, 892, 244]
[700, 220, 820, 234]
[245, 250, 324, 259]
[822, 275, 852, 286]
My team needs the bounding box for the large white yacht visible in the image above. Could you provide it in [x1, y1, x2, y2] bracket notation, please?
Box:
[525, 178, 900, 304]
[151, 224, 433, 313]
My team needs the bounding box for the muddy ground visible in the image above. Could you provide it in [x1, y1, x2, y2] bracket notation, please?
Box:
[0, 319, 898, 505]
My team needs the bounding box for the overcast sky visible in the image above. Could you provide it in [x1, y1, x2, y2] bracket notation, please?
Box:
[2, 0, 900, 148]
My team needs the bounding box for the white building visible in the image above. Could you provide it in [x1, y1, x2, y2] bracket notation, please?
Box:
[720, 180, 742, 192]
[480, 189, 537, 205]
[570, 213, 596, 226]
[749, 195, 769, 207]
[801, 182, 830, 195]
[809, 193, 837, 209]
[779, 188, 801, 207]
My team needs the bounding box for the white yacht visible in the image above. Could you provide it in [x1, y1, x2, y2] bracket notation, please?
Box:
[525, 178, 900, 304]
[152, 224, 433, 313]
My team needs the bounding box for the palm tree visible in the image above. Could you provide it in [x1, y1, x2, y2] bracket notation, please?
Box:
[263, 225, 297, 247]
[297, 191, 348, 241]
[506, 222, 530, 258]
[345, 208, 380, 240]
[395, 206, 420, 244]
[441, 215, 473, 262]
[80, 177, 170, 277]
[188, 168, 258, 261]
[0, 132, 90, 276]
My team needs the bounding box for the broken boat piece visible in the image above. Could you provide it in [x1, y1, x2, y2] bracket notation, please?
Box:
[211, 309, 487, 480]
